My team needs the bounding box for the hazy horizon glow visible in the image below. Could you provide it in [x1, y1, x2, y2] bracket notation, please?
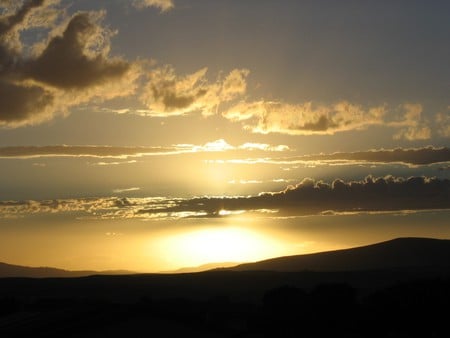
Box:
[0, 0, 449, 272]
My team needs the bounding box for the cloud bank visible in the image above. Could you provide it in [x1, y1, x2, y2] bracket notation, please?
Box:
[2, 176, 447, 219]
[141, 176, 450, 218]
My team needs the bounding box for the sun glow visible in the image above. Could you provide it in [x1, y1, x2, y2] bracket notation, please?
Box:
[158, 227, 282, 268]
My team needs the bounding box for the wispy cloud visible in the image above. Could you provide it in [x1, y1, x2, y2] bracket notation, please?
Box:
[112, 187, 141, 193]
[392, 104, 431, 141]
[91, 160, 138, 166]
[238, 143, 290, 152]
[297, 146, 450, 166]
[223, 100, 387, 135]
[436, 109, 450, 138]
[206, 146, 450, 167]
[132, 0, 174, 12]
[175, 139, 235, 152]
[223, 100, 433, 140]
[0, 140, 291, 159]
[228, 179, 263, 185]
[140, 66, 249, 117]
[0, 145, 174, 159]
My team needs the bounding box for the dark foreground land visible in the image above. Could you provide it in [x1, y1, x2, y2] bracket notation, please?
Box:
[1, 238, 450, 337]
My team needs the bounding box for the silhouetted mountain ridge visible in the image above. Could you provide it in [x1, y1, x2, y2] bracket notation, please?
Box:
[0, 262, 134, 278]
[230, 237, 450, 272]
[1, 237, 449, 278]
[162, 262, 240, 273]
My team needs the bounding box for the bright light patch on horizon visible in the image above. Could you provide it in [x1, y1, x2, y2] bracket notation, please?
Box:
[156, 227, 284, 268]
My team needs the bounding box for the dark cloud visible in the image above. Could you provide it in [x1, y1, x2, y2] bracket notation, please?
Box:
[299, 115, 338, 132]
[0, 140, 290, 158]
[0, 0, 45, 72]
[0, 80, 54, 123]
[0, 145, 174, 158]
[23, 12, 130, 90]
[138, 176, 450, 217]
[0, 0, 44, 36]
[295, 146, 450, 166]
[0, 3, 139, 127]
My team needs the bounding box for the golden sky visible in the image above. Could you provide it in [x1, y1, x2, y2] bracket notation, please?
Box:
[0, 0, 449, 272]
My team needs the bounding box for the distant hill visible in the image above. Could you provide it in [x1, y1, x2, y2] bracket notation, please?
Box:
[0, 262, 134, 278]
[1, 238, 450, 337]
[1, 238, 450, 304]
[230, 237, 450, 272]
[2, 237, 450, 278]
[162, 262, 240, 273]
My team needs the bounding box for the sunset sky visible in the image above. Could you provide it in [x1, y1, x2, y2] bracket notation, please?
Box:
[0, 0, 449, 272]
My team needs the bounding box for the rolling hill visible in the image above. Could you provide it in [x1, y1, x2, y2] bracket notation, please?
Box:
[2, 237, 450, 278]
[1, 237, 450, 338]
[0, 262, 133, 278]
[230, 237, 450, 272]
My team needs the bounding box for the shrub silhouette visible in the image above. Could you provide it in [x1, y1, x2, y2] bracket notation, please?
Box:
[0, 297, 21, 316]
[309, 283, 357, 335]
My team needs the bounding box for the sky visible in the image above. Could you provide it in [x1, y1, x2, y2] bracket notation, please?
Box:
[0, 0, 449, 272]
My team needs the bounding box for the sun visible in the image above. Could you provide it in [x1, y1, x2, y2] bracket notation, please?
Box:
[158, 227, 280, 268]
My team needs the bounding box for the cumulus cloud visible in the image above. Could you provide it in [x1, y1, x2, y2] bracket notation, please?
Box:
[0, 80, 54, 125]
[223, 100, 435, 139]
[0, 2, 140, 128]
[24, 12, 130, 90]
[140, 66, 249, 116]
[132, 0, 174, 12]
[138, 176, 450, 218]
[0, 0, 50, 54]
[223, 100, 387, 135]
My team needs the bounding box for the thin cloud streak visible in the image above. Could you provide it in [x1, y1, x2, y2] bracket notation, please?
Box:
[206, 146, 450, 167]
[132, 0, 174, 12]
[0, 145, 176, 159]
[0, 140, 290, 159]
